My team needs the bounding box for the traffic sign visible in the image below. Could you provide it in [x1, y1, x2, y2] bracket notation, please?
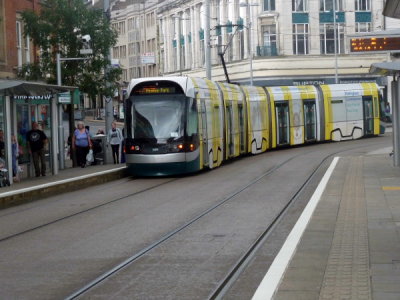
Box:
[58, 92, 71, 104]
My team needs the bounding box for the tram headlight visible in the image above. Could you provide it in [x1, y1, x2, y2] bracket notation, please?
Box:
[129, 145, 140, 151]
[169, 142, 196, 153]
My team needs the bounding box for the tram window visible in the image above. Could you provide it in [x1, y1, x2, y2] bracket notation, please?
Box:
[126, 98, 132, 138]
[250, 102, 261, 131]
[331, 99, 346, 122]
[187, 98, 198, 137]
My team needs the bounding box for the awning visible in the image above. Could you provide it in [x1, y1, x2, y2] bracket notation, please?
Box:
[0, 79, 76, 96]
[369, 62, 400, 76]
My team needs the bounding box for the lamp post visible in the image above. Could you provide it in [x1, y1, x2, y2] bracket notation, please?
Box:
[240, 2, 258, 86]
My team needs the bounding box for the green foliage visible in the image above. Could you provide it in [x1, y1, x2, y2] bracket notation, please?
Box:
[19, 0, 122, 98]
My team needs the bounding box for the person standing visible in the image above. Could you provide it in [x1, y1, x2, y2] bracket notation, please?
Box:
[72, 121, 92, 168]
[107, 121, 123, 164]
[11, 135, 20, 181]
[26, 122, 47, 177]
[0, 130, 4, 158]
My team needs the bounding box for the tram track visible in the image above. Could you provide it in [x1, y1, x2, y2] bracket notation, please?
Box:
[64, 139, 389, 299]
[208, 140, 390, 299]
[0, 178, 176, 243]
[0, 139, 388, 299]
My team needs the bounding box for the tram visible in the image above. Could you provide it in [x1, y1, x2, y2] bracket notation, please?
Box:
[124, 77, 385, 176]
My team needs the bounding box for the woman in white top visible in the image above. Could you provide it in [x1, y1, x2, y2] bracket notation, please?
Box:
[107, 121, 123, 164]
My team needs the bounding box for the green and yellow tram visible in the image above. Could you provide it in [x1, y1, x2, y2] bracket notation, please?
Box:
[124, 77, 385, 176]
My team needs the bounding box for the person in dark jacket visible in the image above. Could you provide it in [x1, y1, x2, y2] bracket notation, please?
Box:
[26, 122, 47, 177]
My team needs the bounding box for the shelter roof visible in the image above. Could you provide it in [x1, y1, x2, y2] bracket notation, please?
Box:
[369, 62, 400, 76]
[0, 80, 76, 96]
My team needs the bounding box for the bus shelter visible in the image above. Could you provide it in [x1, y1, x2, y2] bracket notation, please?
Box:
[370, 62, 400, 167]
[0, 80, 77, 184]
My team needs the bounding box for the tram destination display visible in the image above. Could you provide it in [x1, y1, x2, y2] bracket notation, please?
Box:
[350, 36, 400, 53]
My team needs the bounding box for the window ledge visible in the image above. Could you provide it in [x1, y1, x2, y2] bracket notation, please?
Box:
[259, 11, 279, 18]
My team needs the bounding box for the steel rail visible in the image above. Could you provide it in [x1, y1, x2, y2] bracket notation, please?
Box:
[65, 152, 307, 299]
[207, 141, 389, 299]
[0, 178, 176, 243]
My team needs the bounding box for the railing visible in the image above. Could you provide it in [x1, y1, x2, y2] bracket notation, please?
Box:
[256, 45, 278, 57]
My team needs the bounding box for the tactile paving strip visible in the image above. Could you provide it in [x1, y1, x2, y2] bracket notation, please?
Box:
[319, 157, 371, 300]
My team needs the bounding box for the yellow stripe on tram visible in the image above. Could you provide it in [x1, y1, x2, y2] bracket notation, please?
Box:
[320, 85, 333, 141]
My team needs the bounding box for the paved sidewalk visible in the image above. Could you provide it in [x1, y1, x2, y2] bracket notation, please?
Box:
[0, 163, 126, 209]
[274, 153, 400, 299]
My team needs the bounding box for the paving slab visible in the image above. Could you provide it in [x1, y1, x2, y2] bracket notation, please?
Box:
[273, 154, 400, 299]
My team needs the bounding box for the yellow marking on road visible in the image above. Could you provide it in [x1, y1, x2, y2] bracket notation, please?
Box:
[382, 186, 400, 191]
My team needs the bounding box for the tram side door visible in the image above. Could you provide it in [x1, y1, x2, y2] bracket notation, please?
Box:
[275, 102, 289, 145]
[200, 99, 209, 166]
[238, 104, 245, 153]
[226, 103, 234, 157]
[303, 100, 316, 142]
[362, 96, 374, 136]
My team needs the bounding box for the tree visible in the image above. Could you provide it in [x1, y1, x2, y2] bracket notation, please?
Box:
[19, 0, 122, 104]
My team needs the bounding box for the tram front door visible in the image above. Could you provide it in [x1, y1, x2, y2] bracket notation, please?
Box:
[362, 96, 374, 136]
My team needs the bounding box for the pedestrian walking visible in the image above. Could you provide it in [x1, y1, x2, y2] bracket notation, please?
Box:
[72, 121, 92, 168]
[107, 121, 123, 164]
[0, 129, 4, 158]
[26, 122, 47, 177]
[11, 135, 20, 181]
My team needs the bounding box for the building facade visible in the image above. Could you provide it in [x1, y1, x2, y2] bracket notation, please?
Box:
[156, 0, 398, 86]
[0, 0, 41, 79]
[111, 0, 159, 84]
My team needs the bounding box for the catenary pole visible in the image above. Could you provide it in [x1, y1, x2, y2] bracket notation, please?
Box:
[56, 52, 65, 170]
[104, 0, 113, 164]
[333, 0, 338, 83]
[205, 0, 211, 79]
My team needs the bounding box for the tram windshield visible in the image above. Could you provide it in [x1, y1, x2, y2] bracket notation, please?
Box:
[131, 95, 186, 142]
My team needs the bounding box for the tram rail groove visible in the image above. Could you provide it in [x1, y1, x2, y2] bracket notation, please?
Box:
[65, 153, 308, 299]
[207, 142, 387, 300]
[207, 155, 333, 300]
[0, 178, 177, 243]
[66, 140, 388, 299]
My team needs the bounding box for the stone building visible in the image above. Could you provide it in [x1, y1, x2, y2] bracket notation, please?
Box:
[157, 0, 400, 86]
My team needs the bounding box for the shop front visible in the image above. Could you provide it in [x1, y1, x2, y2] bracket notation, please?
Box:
[0, 80, 77, 185]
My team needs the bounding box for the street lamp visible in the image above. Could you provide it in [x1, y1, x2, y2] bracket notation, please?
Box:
[239, 2, 259, 86]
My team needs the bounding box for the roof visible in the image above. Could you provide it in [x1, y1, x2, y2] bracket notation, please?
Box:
[369, 62, 400, 76]
[0, 80, 76, 96]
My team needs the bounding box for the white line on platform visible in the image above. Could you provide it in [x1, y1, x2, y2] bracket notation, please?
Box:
[252, 157, 340, 300]
[0, 166, 126, 199]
